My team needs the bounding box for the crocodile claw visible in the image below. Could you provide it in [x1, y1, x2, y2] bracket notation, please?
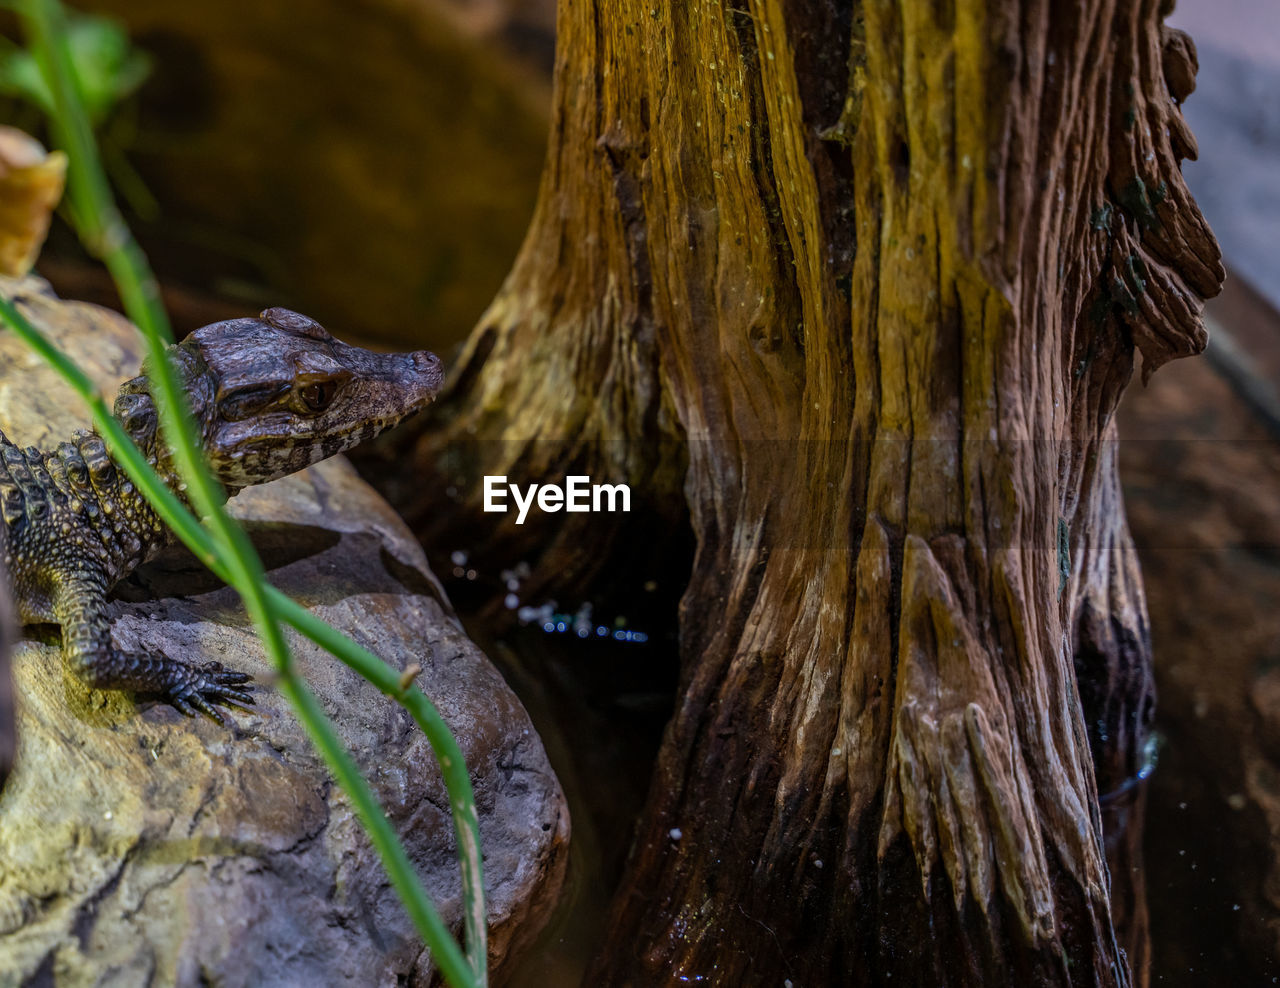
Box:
[167, 661, 256, 723]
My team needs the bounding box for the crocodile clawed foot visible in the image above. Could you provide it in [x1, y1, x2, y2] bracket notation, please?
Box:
[167, 661, 256, 723]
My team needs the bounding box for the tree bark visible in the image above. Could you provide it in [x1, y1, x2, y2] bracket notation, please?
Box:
[386, 0, 1222, 982]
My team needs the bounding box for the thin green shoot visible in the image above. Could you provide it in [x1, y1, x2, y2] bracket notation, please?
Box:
[7, 0, 487, 981]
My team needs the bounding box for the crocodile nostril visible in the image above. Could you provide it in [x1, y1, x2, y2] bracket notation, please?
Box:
[412, 351, 442, 371]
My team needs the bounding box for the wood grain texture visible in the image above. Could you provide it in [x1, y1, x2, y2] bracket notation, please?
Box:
[389, 0, 1223, 982]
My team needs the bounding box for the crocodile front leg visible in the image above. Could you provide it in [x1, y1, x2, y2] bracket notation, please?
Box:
[52, 569, 254, 721]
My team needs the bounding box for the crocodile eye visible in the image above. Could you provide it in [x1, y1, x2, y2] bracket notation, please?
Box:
[219, 382, 291, 421]
[299, 379, 339, 412]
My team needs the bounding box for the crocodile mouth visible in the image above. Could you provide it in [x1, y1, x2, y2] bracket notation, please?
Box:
[211, 406, 425, 485]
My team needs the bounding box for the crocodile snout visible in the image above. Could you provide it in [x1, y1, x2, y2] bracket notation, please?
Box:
[407, 350, 445, 399]
[411, 350, 441, 372]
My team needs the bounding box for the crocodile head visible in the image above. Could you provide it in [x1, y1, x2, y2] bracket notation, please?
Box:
[114, 308, 443, 490]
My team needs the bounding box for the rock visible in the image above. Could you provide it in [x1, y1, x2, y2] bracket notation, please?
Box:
[0, 277, 568, 984]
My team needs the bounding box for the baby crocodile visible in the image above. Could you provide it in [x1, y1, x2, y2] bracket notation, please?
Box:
[0, 307, 442, 721]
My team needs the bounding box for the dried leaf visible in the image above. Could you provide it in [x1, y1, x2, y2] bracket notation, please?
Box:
[0, 127, 66, 276]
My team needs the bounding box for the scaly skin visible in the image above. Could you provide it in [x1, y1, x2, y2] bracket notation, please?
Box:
[0, 307, 443, 721]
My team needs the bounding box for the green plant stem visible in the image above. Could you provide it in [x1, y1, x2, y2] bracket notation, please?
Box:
[11, 0, 487, 980]
[0, 292, 482, 987]
[22, 0, 273, 639]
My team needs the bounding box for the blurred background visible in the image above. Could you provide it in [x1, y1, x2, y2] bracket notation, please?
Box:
[1123, 1, 1280, 982]
[3, 0, 1277, 982]
[3, 0, 556, 351]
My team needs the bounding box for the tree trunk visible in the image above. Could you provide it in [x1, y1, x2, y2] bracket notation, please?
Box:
[385, 0, 1222, 982]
